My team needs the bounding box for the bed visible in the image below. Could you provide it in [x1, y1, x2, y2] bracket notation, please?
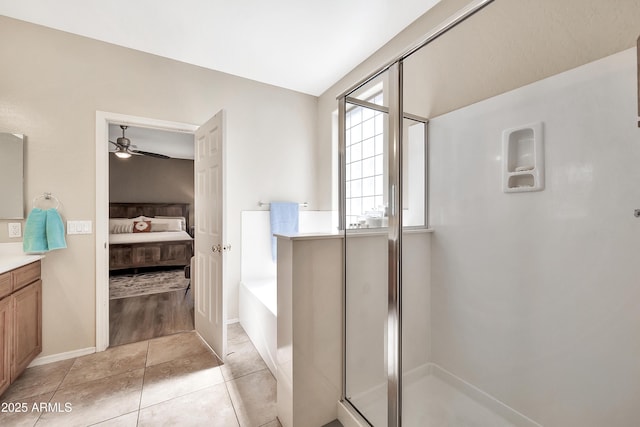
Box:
[108, 202, 193, 271]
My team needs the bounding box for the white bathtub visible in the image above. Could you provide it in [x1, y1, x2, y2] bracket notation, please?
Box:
[239, 278, 277, 376]
[238, 210, 334, 378]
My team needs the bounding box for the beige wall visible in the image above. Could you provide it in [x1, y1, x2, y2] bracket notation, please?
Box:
[0, 16, 318, 356]
[109, 154, 195, 226]
[315, 0, 640, 209]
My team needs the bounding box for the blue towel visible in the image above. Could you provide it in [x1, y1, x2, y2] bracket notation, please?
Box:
[270, 202, 299, 262]
[45, 209, 67, 250]
[23, 208, 67, 253]
[23, 208, 48, 253]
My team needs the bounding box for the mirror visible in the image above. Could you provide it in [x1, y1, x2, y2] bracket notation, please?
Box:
[0, 133, 24, 219]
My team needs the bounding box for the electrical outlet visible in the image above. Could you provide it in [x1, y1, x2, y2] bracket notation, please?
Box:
[8, 223, 21, 238]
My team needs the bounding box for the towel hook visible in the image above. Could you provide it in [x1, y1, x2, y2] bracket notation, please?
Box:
[32, 192, 61, 209]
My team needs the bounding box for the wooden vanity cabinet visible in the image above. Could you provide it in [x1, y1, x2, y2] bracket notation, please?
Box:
[0, 261, 42, 396]
[12, 279, 42, 379]
[0, 295, 11, 395]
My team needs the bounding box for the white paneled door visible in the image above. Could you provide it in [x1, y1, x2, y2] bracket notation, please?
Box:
[194, 110, 227, 360]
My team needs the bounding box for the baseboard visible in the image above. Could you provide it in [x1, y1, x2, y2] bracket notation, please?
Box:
[33, 325, 239, 368]
[28, 347, 96, 368]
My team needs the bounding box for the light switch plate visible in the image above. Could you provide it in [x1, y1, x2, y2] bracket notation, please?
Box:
[8, 223, 21, 238]
[67, 220, 93, 235]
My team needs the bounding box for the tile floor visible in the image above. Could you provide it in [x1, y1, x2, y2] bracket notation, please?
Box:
[0, 324, 278, 427]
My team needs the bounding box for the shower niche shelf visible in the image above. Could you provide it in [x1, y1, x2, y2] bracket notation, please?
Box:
[502, 122, 544, 193]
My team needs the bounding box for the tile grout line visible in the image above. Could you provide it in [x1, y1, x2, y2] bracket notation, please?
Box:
[136, 339, 151, 426]
[86, 411, 138, 427]
[224, 366, 271, 383]
[54, 358, 78, 392]
[258, 417, 280, 427]
[223, 379, 242, 427]
[223, 366, 278, 427]
[136, 382, 226, 412]
[53, 351, 147, 392]
[133, 336, 224, 415]
[135, 366, 226, 411]
[30, 357, 77, 425]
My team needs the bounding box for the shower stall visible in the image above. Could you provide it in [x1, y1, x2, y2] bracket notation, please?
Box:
[338, 2, 498, 425]
[338, 0, 640, 426]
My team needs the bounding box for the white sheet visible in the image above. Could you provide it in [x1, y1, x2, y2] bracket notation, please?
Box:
[109, 231, 193, 245]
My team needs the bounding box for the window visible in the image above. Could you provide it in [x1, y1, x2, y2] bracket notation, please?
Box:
[345, 93, 385, 228]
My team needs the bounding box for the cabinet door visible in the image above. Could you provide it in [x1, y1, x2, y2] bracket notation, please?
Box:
[12, 262, 41, 293]
[0, 272, 11, 300]
[0, 296, 11, 395]
[11, 280, 42, 379]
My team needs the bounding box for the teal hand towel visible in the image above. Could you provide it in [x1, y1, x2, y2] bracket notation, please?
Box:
[23, 208, 48, 253]
[23, 208, 67, 253]
[46, 208, 67, 251]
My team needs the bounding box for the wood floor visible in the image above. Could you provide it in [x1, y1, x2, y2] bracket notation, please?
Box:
[109, 288, 194, 347]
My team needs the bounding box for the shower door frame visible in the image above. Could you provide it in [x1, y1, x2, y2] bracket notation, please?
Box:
[339, 62, 429, 427]
[337, 1, 495, 426]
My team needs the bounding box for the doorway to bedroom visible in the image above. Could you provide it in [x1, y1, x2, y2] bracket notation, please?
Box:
[107, 124, 196, 346]
[96, 110, 228, 360]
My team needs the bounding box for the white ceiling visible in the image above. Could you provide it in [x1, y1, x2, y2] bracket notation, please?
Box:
[0, 0, 441, 96]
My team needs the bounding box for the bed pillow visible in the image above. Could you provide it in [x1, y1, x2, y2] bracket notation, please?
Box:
[109, 218, 133, 233]
[109, 216, 152, 230]
[133, 220, 152, 233]
[150, 216, 185, 232]
[111, 223, 133, 234]
[150, 222, 169, 232]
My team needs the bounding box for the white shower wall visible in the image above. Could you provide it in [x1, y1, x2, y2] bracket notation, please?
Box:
[429, 47, 640, 426]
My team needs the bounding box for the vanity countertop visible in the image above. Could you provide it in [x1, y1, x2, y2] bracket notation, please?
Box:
[0, 255, 44, 275]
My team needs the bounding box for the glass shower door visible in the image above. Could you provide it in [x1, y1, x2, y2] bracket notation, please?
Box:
[341, 70, 429, 426]
[342, 79, 390, 427]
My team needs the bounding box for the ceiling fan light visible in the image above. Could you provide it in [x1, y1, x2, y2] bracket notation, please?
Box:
[115, 150, 131, 159]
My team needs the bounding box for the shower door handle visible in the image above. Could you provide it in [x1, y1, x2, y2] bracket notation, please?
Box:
[390, 185, 396, 216]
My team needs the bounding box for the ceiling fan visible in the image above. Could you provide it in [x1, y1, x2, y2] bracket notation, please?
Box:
[109, 125, 170, 159]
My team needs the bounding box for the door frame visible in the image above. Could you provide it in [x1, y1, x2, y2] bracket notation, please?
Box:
[95, 111, 198, 352]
